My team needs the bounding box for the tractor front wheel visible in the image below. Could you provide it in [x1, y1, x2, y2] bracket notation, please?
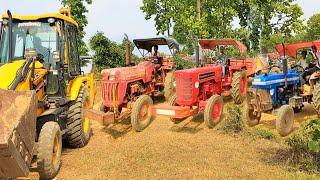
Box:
[276, 105, 294, 136]
[164, 71, 175, 101]
[204, 95, 224, 128]
[131, 95, 153, 131]
[231, 71, 247, 104]
[312, 83, 320, 113]
[168, 94, 186, 124]
[67, 84, 92, 148]
[37, 121, 62, 180]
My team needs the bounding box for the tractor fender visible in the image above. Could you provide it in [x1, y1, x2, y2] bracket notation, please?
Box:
[68, 76, 88, 101]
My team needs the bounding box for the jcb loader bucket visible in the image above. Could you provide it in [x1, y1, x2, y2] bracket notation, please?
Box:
[0, 89, 37, 178]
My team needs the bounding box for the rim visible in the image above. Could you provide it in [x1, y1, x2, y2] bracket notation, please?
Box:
[51, 132, 60, 166]
[83, 96, 90, 134]
[240, 75, 247, 96]
[211, 100, 222, 122]
[139, 102, 150, 122]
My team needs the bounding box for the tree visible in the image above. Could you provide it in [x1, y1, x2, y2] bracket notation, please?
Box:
[307, 13, 320, 40]
[89, 32, 139, 71]
[61, 0, 92, 55]
[141, 0, 304, 53]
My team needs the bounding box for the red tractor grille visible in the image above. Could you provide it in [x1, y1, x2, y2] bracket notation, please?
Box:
[177, 77, 193, 101]
[103, 82, 119, 101]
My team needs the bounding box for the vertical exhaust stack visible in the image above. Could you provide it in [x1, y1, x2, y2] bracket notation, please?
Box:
[282, 43, 288, 76]
[124, 34, 132, 66]
[7, 10, 13, 61]
[195, 37, 200, 67]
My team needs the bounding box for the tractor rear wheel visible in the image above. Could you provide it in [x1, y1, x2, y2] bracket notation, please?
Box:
[312, 83, 320, 113]
[168, 94, 186, 124]
[204, 95, 223, 128]
[67, 84, 92, 148]
[37, 121, 62, 180]
[231, 71, 247, 104]
[164, 71, 175, 101]
[131, 95, 153, 131]
[276, 105, 294, 136]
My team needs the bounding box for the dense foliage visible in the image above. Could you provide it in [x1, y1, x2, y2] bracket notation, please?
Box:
[141, 0, 305, 52]
[89, 32, 138, 71]
[61, 0, 92, 55]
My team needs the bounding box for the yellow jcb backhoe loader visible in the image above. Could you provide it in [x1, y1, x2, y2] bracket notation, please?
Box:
[0, 8, 94, 179]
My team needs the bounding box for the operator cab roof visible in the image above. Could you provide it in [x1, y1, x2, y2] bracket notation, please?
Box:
[133, 37, 179, 52]
[1, 8, 78, 28]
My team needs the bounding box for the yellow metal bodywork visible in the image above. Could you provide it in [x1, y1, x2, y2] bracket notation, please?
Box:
[67, 73, 95, 108]
[2, 12, 78, 28]
[0, 60, 47, 116]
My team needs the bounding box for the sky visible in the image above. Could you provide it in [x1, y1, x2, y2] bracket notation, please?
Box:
[0, 0, 318, 45]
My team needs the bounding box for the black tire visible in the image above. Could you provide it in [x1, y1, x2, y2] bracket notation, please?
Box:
[312, 83, 320, 113]
[168, 94, 186, 124]
[164, 71, 175, 101]
[204, 95, 224, 128]
[37, 122, 62, 180]
[131, 95, 153, 132]
[67, 84, 92, 148]
[231, 71, 247, 104]
[276, 105, 294, 136]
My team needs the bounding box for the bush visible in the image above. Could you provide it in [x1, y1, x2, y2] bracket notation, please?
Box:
[222, 104, 244, 134]
[173, 53, 195, 70]
[286, 119, 320, 172]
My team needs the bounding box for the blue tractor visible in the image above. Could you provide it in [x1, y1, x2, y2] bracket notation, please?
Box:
[247, 42, 320, 136]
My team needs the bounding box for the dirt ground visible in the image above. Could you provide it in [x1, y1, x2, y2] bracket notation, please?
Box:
[28, 83, 320, 179]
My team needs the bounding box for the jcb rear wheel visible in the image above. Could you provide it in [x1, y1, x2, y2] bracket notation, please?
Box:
[168, 94, 186, 124]
[231, 71, 247, 104]
[131, 95, 153, 132]
[164, 71, 175, 101]
[204, 95, 223, 128]
[276, 105, 294, 136]
[67, 84, 92, 148]
[37, 121, 62, 180]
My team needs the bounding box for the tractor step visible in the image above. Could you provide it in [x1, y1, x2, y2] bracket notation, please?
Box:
[151, 105, 198, 119]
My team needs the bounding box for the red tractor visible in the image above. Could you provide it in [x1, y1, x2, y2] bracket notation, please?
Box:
[99, 37, 178, 131]
[151, 39, 253, 127]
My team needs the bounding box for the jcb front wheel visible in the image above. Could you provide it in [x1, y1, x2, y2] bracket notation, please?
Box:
[37, 121, 62, 180]
[231, 71, 247, 104]
[131, 95, 153, 131]
[67, 84, 92, 148]
[204, 95, 224, 128]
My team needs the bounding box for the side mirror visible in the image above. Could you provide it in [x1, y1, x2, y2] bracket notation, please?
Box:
[52, 51, 60, 63]
[80, 56, 93, 61]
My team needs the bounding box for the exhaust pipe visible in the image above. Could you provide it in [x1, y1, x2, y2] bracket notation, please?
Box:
[124, 34, 131, 66]
[7, 10, 13, 61]
[282, 43, 288, 75]
[195, 37, 200, 67]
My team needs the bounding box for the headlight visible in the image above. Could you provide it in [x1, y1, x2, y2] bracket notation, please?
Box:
[173, 81, 176, 87]
[195, 82, 200, 88]
[108, 75, 116, 81]
[270, 89, 274, 96]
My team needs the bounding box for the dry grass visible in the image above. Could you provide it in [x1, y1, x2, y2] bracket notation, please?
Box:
[26, 85, 319, 179]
